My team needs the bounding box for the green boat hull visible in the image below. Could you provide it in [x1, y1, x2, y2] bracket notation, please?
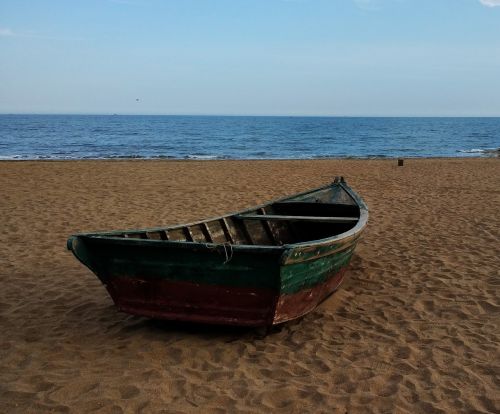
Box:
[68, 177, 368, 327]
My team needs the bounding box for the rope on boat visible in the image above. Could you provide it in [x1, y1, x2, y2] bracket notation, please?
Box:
[221, 242, 234, 264]
[203, 242, 234, 264]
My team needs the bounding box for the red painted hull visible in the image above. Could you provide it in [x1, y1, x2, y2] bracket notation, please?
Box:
[105, 266, 347, 327]
[273, 267, 347, 324]
[106, 277, 277, 326]
[68, 179, 368, 327]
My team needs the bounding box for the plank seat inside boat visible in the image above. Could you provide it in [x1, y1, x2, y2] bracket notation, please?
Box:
[105, 186, 361, 246]
[234, 214, 358, 223]
[271, 201, 360, 218]
[111, 203, 360, 245]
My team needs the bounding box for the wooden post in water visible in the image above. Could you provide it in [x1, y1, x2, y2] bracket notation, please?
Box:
[398, 159, 404, 167]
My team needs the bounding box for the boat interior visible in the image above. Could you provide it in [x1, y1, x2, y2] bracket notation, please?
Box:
[109, 190, 361, 246]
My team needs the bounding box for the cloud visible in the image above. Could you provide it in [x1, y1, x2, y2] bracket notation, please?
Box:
[352, 0, 500, 11]
[0, 27, 15, 37]
[0, 27, 85, 41]
[479, 0, 500, 6]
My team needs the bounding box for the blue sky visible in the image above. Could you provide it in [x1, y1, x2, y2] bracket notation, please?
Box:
[1, 0, 499, 116]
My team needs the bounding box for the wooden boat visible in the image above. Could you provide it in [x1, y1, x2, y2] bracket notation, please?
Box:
[67, 177, 368, 327]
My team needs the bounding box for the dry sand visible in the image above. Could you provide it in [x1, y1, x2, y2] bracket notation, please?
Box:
[0, 158, 499, 413]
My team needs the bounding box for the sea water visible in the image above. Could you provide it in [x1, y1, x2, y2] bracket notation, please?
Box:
[0, 115, 498, 160]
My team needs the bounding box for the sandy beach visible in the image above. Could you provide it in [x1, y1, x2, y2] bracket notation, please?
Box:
[0, 158, 498, 413]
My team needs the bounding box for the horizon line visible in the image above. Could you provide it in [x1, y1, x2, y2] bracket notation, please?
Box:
[1, 112, 500, 118]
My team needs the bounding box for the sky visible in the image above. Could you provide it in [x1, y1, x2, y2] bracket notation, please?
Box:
[1, 0, 499, 116]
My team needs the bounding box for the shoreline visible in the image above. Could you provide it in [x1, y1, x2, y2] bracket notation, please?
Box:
[0, 155, 497, 163]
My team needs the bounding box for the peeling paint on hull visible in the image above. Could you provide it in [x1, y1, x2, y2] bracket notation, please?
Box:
[68, 178, 368, 327]
[104, 266, 347, 326]
[107, 277, 277, 327]
[274, 267, 347, 324]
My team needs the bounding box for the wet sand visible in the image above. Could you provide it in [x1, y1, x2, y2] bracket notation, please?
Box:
[0, 158, 499, 413]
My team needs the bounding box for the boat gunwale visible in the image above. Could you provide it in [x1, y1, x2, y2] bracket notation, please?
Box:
[73, 234, 285, 254]
[68, 179, 368, 252]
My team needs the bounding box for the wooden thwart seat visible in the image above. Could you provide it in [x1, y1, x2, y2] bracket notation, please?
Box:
[235, 214, 358, 223]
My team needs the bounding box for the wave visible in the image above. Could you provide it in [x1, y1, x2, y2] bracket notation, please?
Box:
[0, 154, 231, 161]
[1, 149, 499, 161]
[457, 148, 499, 154]
[184, 154, 229, 160]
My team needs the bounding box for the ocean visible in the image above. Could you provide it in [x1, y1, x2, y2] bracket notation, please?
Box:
[0, 115, 498, 160]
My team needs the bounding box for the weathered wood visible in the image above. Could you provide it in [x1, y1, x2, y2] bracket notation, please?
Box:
[258, 208, 278, 244]
[261, 206, 292, 245]
[244, 220, 273, 245]
[272, 201, 359, 218]
[236, 214, 358, 223]
[189, 225, 206, 243]
[225, 217, 248, 244]
[220, 218, 234, 244]
[183, 227, 195, 242]
[67, 178, 368, 327]
[124, 232, 147, 239]
[168, 228, 187, 241]
[238, 220, 254, 245]
[206, 220, 227, 243]
[201, 222, 214, 243]
[145, 231, 163, 240]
